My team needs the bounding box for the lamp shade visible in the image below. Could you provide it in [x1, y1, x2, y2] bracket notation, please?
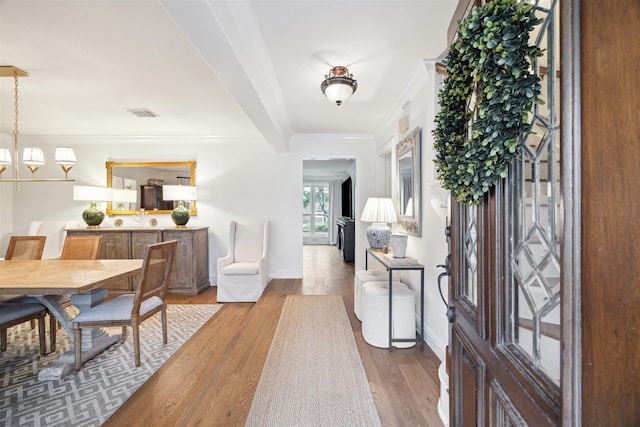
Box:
[360, 197, 398, 224]
[23, 147, 45, 165]
[73, 185, 113, 202]
[112, 189, 137, 203]
[0, 148, 11, 165]
[55, 146, 76, 165]
[162, 185, 197, 201]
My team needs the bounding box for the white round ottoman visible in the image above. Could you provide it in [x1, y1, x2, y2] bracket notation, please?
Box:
[354, 270, 388, 321]
[362, 281, 416, 349]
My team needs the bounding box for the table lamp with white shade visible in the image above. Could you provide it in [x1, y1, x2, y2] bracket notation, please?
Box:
[163, 185, 197, 227]
[360, 197, 398, 250]
[73, 185, 113, 228]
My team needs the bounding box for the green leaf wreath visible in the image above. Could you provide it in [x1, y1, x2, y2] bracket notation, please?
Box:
[433, 0, 543, 205]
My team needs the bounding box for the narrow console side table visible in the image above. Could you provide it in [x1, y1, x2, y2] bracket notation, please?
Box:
[365, 248, 425, 351]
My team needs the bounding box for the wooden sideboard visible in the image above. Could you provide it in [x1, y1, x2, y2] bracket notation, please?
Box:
[66, 226, 210, 295]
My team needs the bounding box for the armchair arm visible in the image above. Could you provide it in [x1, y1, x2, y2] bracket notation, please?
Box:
[217, 253, 233, 272]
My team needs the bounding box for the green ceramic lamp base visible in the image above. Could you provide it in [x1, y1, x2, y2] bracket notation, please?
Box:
[82, 201, 105, 228]
[171, 201, 190, 227]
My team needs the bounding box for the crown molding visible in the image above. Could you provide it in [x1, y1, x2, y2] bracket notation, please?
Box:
[8, 134, 268, 145]
[373, 59, 432, 141]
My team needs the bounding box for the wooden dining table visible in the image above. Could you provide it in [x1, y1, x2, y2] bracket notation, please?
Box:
[0, 259, 143, 380]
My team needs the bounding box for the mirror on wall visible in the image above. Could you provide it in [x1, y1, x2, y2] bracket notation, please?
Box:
[396, 127, 421, 236]
[106, 161, 196, 215]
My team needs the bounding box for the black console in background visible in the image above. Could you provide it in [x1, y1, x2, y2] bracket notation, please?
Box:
[336, 217, 355, 262]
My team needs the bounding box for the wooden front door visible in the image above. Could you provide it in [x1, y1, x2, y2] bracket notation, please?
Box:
[448, 0, 640, 424]
[448, 1, 562, 424]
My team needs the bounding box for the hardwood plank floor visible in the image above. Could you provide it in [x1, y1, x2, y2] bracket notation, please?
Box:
[105, 245, 444, 426]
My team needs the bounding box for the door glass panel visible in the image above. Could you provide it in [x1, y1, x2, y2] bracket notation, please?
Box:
[313, 185, 329, 233]
[303, 185, 312, 232]
[303, 183, 330, 237]
[509, 0, 560, 385]
[463, 205, 478, 305]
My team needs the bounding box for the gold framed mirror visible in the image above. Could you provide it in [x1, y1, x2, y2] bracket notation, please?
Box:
[106, 161, 196, 215]
[396, 127, 421, 236]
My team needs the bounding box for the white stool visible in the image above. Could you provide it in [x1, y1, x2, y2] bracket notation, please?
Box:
[354, 270, 388, 321]
[362, 281, 416, 349]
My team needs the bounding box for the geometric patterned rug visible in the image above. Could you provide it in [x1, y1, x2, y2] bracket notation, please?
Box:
[0, 304, 222, 427]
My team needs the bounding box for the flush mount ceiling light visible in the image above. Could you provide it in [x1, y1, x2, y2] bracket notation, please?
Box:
[320, 66, 358, 106]
[0, 65, 76, 184]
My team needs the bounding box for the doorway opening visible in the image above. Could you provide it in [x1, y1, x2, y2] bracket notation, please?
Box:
[302, 159, 355, 246]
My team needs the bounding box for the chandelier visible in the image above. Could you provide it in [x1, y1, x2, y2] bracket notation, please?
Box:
[320, 66, 358, 106]
[0, 66, 76, 183]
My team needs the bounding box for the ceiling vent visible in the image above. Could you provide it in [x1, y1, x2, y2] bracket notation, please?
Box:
[125, 108, 159, 118]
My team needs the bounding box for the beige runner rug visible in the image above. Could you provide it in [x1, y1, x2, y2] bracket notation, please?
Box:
[246, 295, 382, 427]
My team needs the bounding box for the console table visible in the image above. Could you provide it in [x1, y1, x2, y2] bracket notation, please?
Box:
[365, 248, 425, 350]
[67, 226, 210, 295]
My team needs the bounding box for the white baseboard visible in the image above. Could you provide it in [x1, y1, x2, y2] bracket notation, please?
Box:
[419, 317, 447, 362]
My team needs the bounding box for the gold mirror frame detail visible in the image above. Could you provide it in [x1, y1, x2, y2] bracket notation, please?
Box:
[396, 127, 421, 236]
[106, 161, 196, 216]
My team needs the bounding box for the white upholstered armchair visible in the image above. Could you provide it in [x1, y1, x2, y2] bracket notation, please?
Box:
[216, 220, 269, 302]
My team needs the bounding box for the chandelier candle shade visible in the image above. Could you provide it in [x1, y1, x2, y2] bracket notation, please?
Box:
[73, 185, 113, 228]
[163, 185, 197, 227]
[320, 66, 358, 106]
[55, 146, 77, 178]
[360, 197, 398, 250]
[0, 148, 11, 178]
[0, 66, 77, 183]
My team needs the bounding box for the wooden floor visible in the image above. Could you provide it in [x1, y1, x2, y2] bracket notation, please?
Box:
[105, 245, 444, 426]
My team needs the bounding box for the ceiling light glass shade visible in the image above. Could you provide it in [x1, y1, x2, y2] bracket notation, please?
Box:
[360, 197, 397, 250]
[321, 66, 357, 106]
[163, 185, 197, 227]
[73, 185, 113, 228]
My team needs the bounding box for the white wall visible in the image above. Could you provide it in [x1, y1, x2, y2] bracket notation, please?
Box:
[0, 136, 302, 282]
[376, 60, 451, 362]
[0, 133, 379, 282]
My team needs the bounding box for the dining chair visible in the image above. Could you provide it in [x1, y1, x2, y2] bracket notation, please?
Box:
[1, 236, 55, 341]
[72, 240, 178, 371]
[4, 235, 46, 260]
[0, 303, 54, 355]
[60, 235, 102, 260]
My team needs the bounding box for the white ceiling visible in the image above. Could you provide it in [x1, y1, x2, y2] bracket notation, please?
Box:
[0, 0, 457, 152]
